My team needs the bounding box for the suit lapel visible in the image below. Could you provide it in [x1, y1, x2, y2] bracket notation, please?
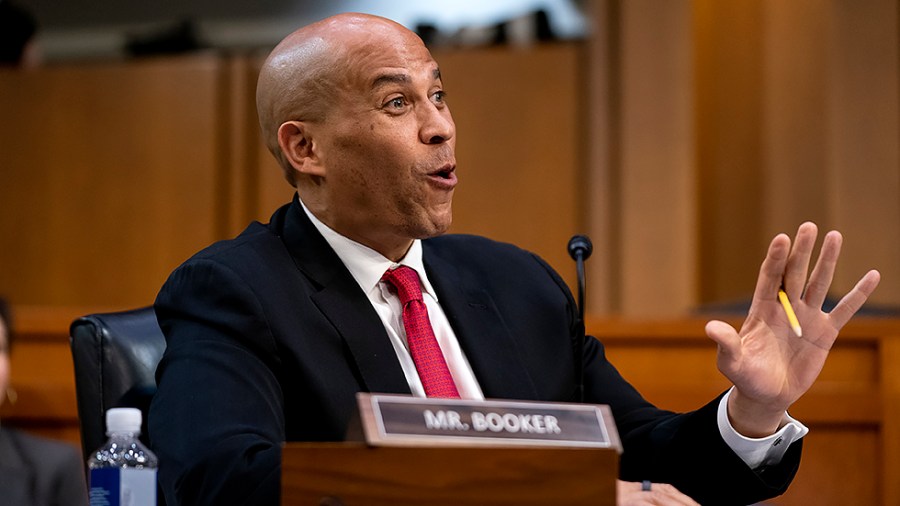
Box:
[278, 195, 410, 395]
[275, 196, 537, 399]
[424, 242, 538, 400]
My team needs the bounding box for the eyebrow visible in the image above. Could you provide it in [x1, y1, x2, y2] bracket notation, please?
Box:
[372, 73, 410, 89]
[371, 68, 443, 89]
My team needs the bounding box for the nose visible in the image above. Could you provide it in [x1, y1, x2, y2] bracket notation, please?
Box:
[419, 101, 455, 145]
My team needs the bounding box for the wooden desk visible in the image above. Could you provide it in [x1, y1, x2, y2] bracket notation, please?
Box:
[282, 443, 617, 505]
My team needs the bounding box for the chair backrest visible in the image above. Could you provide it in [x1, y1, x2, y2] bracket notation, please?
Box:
[69, 307, 166, 461]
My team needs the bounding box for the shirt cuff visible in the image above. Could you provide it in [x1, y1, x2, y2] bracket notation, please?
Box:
[716, 388, 809, 469]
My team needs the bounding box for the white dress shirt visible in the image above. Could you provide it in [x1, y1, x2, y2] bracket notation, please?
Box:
[300, 201, 484, 400]
[298, 199, 806, 469]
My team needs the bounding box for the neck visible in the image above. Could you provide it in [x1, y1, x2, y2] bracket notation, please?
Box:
[339, 229, 413, 262]
[298, 194, 414, 261]
[373, 239, 414, 263]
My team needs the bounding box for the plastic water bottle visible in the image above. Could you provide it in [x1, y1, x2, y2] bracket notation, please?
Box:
[88, 407, 158, 506]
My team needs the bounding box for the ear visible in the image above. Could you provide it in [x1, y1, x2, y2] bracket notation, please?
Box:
[277, 121, 326, 177]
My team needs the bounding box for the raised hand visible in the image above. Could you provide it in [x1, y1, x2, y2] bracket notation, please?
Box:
[704, 222, 880, 436]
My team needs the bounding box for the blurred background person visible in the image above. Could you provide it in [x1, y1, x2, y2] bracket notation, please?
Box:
[0, 0, 40, 67]
[0, 297, 87, 506]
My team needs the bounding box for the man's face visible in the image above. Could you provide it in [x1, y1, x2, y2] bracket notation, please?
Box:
[309, 26, 457, 256]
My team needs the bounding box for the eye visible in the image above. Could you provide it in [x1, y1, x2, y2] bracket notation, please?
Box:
[385, 96, 407, 110]
[432, 90, 447, 104]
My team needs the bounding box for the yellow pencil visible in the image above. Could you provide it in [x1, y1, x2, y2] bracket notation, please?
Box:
[777, 288, 802, 337]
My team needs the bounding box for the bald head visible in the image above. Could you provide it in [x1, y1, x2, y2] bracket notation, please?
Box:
[256, 13, 426, 186]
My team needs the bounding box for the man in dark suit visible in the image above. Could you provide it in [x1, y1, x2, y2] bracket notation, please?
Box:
[148, 12, 881, 506]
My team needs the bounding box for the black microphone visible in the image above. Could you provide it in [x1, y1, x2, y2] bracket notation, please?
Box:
[567, 234, 592, 403]
[567, 235, 593, 262]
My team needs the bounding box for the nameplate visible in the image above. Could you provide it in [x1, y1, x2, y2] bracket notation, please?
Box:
[356, 393, 621, 451]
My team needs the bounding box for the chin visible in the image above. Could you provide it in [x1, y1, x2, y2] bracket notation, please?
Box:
[432, 211, 453, 236]
[417, 224, 450, 239]
[413, 214, 452, 239]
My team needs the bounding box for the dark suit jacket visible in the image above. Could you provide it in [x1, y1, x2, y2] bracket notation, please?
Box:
[149, 195, 801, 505]
[0, 427, 88, 506]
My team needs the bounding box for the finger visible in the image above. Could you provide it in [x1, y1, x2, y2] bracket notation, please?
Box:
[650, 483, 702, 505]
[803, 230, 842, 310]
[783, 222, 818, 300]
[828, 270, 881, 329]
[617, 480, 656, 506]
[705, 320, 742, 376]
[617, 481, 700, 506]
[750, 233, 791, 309]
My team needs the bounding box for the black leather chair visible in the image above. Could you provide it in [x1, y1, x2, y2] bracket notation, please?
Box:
[69, 307, 166, 461]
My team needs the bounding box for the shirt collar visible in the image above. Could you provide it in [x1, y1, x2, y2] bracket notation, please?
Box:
[298, 198, 439, 300]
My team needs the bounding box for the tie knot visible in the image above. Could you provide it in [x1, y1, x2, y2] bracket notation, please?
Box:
[382, 265, 424, 305]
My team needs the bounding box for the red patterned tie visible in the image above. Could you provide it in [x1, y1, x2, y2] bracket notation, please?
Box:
[382, 266, 460, 398]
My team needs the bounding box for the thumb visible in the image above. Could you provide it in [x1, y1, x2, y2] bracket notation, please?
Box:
[706, 319, 741, 372]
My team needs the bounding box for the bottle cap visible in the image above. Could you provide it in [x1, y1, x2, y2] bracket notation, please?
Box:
[106, 407, 142, 433]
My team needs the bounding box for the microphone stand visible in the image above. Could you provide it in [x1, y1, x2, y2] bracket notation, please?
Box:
[567, 235, 592, 403]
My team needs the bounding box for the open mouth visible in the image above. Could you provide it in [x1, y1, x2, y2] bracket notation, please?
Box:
[433, 166, 455, 179]
[427, 164, 457, 189]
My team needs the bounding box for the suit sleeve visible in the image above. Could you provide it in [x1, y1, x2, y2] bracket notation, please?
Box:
[533, 253, 801, 505]
[583, 336, 800, 505]
[149, 258, 284, 506]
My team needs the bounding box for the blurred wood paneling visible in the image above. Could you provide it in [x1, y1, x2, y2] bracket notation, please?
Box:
[694, 0, 765, 303]
[618, 0, 697, 317]
[825, 0, 900, 305]
[0, 54, 228, 309]
[435, 44, 583, 291]
[586, 0, 899, 315]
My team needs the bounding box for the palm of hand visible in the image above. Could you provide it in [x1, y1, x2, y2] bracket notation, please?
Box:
[729, 303, 832, 409]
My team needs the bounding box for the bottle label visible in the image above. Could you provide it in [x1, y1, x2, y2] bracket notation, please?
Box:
[89, 468, 157, 506]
